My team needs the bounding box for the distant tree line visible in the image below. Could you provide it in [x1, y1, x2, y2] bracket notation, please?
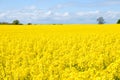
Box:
[0, 22, 11, 25]
[0, 20, 22, 25]
[97, 17, 120, 24]
[0, 20, 32, 25]
[0, 18, 120, 25]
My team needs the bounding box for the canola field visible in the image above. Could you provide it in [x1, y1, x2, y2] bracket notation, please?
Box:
[0, 24, 120, 80]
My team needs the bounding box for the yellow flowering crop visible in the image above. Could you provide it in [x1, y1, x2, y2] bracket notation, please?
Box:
[0, 24, 120, 80]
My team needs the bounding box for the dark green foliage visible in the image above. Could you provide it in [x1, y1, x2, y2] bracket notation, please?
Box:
[117, 19, 120, 24]
[0, 22, 11, 25]
[28, 23, 32, 25]
[12, 20, 20, 25]
[97, 17, 105, 24]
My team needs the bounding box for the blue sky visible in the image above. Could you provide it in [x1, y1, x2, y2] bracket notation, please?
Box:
[0, 0, 120, 24]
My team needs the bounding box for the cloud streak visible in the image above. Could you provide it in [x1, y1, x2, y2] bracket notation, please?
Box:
[0, 6, 120, 24]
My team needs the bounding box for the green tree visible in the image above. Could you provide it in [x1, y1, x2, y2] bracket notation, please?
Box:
[28, 23, 32, 25]
[97, 17, 105, 24]
[12, 20, 20, 25]
[117, 19, 120, 24]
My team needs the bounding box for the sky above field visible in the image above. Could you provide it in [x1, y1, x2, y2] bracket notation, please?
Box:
[0, 0, 120, 24]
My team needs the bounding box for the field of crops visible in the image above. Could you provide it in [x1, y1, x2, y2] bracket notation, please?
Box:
[0, 24, 120, 80]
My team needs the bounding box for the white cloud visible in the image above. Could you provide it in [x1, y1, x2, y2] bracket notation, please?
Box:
[76, 11, 120, 23]
[0, 13, 6, 18]
[63, 12, 69, 17]
[45, 11, 52, 16]
[76, 11, 100, 17]
[53, 12, 70, 20]
[25, 5, 37, 10]
[0, 7, 120, 24]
